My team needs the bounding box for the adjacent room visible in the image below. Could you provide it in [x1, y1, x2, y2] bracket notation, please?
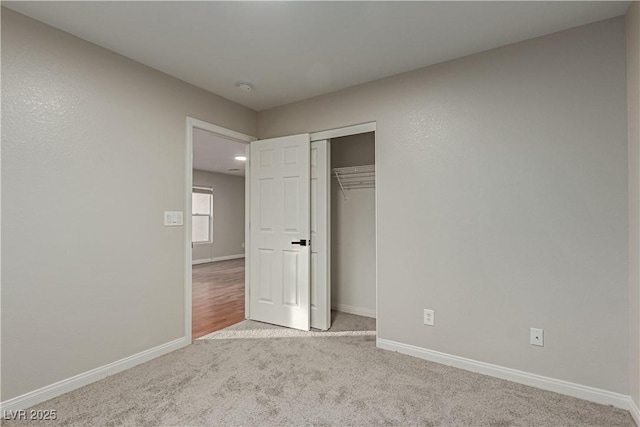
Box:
[191, 127, 248, 338]
[1, 1, 639, 426]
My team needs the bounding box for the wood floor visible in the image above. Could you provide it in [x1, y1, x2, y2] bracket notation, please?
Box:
[192, 258, 245, 339]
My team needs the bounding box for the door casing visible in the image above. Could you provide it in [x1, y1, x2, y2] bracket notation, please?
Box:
[185, 117, 255, 342]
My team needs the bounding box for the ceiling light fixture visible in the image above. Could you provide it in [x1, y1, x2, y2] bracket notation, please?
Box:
[235, 156, 247, 161]
[235, 81, 253, 93]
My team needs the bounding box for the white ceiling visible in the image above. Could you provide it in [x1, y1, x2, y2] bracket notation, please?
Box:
[4, 1, 630, 111]
[193, 128, 247, 177]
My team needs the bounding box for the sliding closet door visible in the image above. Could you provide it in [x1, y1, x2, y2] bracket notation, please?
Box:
[311, 140, 330, 330]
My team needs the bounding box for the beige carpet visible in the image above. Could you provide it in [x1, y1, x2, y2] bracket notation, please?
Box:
[5, 312, 634, 426]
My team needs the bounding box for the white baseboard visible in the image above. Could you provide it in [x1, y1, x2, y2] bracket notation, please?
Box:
[0, 337, 189, 412]
[334, 303, 376, 319]
[192, 254, 245, 265]
[377, 338, 632, 412]
[629, 397, 640, 426]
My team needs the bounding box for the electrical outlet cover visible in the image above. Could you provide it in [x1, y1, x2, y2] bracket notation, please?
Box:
[530, 328, 544, 347]
[423, 309, 434, 326]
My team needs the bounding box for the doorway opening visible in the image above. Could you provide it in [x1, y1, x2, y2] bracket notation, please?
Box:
[186, 118, 255, 340]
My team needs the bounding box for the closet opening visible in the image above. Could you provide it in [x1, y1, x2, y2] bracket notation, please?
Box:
[329, 131, 376, 324]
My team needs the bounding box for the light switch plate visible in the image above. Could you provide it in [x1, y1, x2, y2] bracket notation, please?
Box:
[164, 211, 183, 226]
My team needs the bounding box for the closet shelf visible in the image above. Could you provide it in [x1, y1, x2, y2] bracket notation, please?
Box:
[333, 164, 375, 200]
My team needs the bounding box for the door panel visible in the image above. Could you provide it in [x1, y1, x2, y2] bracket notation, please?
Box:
[250, 134, 310, 330]
[258, 249, 273, 302]
[310, 139, 330, 330]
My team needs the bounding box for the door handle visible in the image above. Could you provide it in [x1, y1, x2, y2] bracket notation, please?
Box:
[291, 239, 308, 247]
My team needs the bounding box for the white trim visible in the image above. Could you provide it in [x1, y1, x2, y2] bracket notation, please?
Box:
[188, 117, 256, 144]
[310, 122, 376, 142]
[185, 117, 256, 342]
[245, 144, 251, 319]
[629, 397, 640, 426]
[192, 254, 245, 265]
[373, 128, 378, 341]
[185, 119, 194, 344]
[377, 338, 632, 411]
[334, 303, 376, 319]
[0, 337, 188, 412]
[325, 140, 332, 329]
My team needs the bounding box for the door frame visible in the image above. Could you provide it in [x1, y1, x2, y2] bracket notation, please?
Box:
[309, 121, 377, 330]
[184, 117, 256, 342]
[184, 119, 377, 341]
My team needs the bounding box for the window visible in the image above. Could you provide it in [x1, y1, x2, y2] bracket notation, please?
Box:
[192, 188, 213, 244]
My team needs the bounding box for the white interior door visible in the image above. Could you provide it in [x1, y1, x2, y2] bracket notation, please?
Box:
[249, 134, 311, 330]
[311, 140, 330, 330]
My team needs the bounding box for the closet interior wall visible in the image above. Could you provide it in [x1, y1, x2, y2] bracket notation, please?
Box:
[331, 132, 376, 318]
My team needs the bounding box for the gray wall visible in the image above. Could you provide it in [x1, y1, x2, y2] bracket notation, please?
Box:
[1, 9, 256, 400]
[259, 18, 629, 393]
[627, 1, 640, 410]
[331, 133, 376, 315]
[192, 170, 245, 262]
[331, 133, 376, 168]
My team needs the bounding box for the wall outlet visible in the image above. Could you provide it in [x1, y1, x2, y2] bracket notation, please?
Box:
[423, 309, 435, 326]
[530, 328, 544, 347]
[242, 242, 245, 248]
